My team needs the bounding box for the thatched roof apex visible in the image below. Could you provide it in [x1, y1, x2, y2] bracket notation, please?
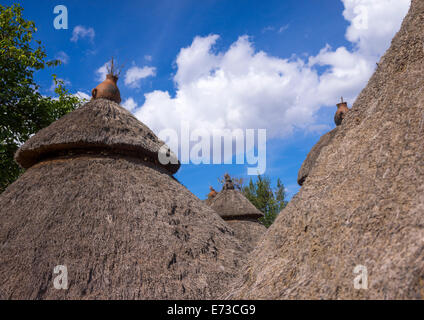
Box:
[15, 99, 180, 174]
[207, 188, 263, 220]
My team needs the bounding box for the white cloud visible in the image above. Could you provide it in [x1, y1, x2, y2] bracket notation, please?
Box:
[95, 62, 109, 81]
[124, 65, 156, 88]
[74, 91, 91, 101]
[56, 51, 69, 64]
[262, 26, 275, 33]
[135, 0, 410, 140]
[144, 55, 152, 61]
[122, 97, 137, 112]
[278, 24, 289, 33]
[342, 0, 410, 57]
[71, 25, 95, 42]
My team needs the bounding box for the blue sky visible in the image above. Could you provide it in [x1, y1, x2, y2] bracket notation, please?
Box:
[5, 0, 410, 200]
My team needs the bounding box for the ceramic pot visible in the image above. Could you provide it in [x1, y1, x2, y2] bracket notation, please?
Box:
[334, 101, 349, 126]
[91, 74, 121, 104]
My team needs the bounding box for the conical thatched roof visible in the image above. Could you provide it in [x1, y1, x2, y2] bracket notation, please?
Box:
[206, 176, 265, 252]
[15, 99, 179, 174]
[207, 189, 266, 252]
[0, 99, 247, 299]
[207, 187, 264, 221]
[227, 0, 424, 299]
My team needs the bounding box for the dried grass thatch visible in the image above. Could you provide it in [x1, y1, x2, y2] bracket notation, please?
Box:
[226, 0, 424, 299]
[207, 187, 266, 252]
[225, 220, 266, 253]
[297, 127, 339, 186]
[207, 188, 263, 221]
[15, 99, 179, 174]
[0, 99, 247, 299]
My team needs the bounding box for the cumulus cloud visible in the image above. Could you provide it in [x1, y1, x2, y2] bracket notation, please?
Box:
[122, 97, 138, 112]
[95, 62, 109, 81]
[124, 66, 156, 88]
[135, 0, 410, 140]
[74, 91, 91, 101]
[342, 0, 410, 57]
[71, 25, 95, 42]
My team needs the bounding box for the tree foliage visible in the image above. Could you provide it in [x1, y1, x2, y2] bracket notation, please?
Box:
[242, 175, 287, 228]
[0, 4, 81, 192]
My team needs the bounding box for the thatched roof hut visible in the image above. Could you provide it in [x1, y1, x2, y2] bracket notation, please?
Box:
[0, 98, 246, 299]
[227, 0, 424, 299]
[206, 175, 266, 252]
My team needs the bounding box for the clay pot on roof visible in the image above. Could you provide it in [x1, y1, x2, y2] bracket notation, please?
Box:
[91, 58, 121, 104]
[334, 97, 349, 126]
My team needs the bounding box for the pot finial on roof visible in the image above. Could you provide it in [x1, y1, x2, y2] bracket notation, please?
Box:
[223, 173, 235, 190]
[207, 173, 263, 221]
[14, 98, 180, 174]
[92, 57, 121, 104]
[208, 186, 217, 199]
[335, 97, 349, 126]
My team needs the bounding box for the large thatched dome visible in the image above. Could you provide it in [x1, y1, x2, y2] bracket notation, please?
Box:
[227, 0, 424, 299]
[206, 178, 266, 252]
[15, 98, 180, 174]
[0, 99, 246, 299]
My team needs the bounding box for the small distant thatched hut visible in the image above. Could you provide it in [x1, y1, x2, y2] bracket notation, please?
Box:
[0, 98, 246, 299]
[206, 175, 266, 252]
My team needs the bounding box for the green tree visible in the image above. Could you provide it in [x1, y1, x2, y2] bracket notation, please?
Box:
[0, 4, 82, 193]
[242, 175, 288, 228]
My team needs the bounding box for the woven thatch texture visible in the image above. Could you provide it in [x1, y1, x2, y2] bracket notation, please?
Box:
[15, 99, 179, 174]
[0, 155, 247, 299]
[227, 0, 424, 299]
[208, 189, 264, 220]
[297, 127, 338, 186]
[206, 189, 265, 252]
[225, 220, 266, 253]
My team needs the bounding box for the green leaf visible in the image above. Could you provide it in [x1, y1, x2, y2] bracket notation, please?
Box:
[0, 4, 82, 193]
